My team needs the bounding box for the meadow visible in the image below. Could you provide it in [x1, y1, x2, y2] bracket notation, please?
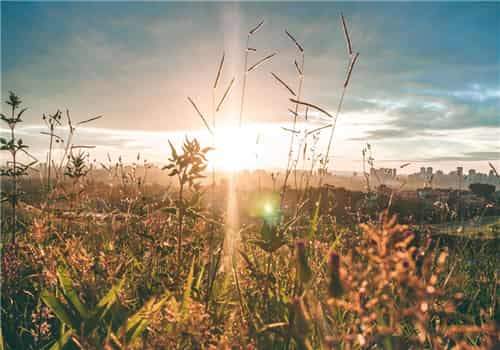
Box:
[1, 15, 499, 350]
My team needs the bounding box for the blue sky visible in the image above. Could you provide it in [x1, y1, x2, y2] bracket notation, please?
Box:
[1, 1, 499, 172]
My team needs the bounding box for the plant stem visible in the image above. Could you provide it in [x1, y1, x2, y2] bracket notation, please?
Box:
[10, 103, 17, 243]
[177, 181, 184, 268]
[47, 124, 54, 191]
[239, 35, 250, 128]
[281, 53, 305, 208]
[322, 87, 347, 180]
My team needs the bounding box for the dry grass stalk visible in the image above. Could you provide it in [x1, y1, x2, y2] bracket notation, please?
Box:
[71, 145, 95, 149]
[40, 132, 64, 142]
[247, 53, 276, 72]
[187, 96, 213, 136]
[240, 19, 265, 127]
[343, 52, 360, 88]
[321, 14, 360, 176]
[271, 72, 296, 96]
[249, 19, 264, 35]
[77, 115, 103, 125]
[213, 52, 225, 89]
[281, 127, 300, 134]
[307, 124, 332, 135]
[216, 77, 236, 112]
[285, 29, 304, 52]
[488, 162, 498, 176]
[341, 13, 353, 55]
[289, 98, 334, 119]
[294, 59, 303, 75]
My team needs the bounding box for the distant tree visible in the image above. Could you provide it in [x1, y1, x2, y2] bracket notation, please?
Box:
[469, 183, 495, 199]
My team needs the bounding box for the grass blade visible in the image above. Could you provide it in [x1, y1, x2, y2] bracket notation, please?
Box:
[249, 19, 264, 35]
[188, 97, 213, 135]
[282, 127, 300, 134]
[344, 52, 359, 88]
[290, 98, 334, 119]
[213, 52, 225, 89]
[285, 29, 304, 52]
[294, 59, 303, 75]
[248, 53, 276, 72]
[76, 115, 102, 125]
[271, 72, 296, 96]
[341, 13, 353, 56]
[306, 124, 332, 136]
[216, 77, 236, 112]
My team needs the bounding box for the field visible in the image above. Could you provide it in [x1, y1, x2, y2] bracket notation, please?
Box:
[2, 9, 499, 350]
[1, 143, 499, 349]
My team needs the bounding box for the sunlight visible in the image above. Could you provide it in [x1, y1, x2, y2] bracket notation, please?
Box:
[208, 125, 260, 172]
[263, 202, 274, 215]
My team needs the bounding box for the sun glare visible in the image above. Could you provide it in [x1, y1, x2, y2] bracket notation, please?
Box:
[208, 125, 260, 172]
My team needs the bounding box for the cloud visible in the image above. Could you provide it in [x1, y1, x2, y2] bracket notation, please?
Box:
[1, 2, 499, 172]
[419, 152, 500, 162]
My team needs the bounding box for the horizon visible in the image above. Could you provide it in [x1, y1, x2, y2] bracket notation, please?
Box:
[1, 1, 499, 174]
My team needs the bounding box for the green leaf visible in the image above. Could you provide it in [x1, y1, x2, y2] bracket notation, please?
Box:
[308, 193, 321, 239]
[161, 206, 177, 215]
[0, 325, 4, 350]
[49, 329, 73, 350]
[168, 140, 177, 159]
[41, 290, 80, 330]
[123, 295, 168, 344]
[182, 258, 196, 314]
[57, 266, 90, 319]
[96, 278, 125, 319]
[16, 107, 28, 121]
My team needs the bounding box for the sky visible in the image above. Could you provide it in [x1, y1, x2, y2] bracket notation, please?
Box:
[1, 1, 499, 173]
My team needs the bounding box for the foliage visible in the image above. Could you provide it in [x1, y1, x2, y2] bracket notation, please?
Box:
[0, 92, 36, 242]
[469, 183, 495, 200]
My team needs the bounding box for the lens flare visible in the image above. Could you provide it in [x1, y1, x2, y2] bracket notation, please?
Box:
[263, 202, 274, 215]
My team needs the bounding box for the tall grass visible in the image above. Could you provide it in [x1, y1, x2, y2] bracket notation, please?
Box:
[1, 13, 498, 350]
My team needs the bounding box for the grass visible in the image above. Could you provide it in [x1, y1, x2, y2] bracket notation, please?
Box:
[1, 13, 499, 350]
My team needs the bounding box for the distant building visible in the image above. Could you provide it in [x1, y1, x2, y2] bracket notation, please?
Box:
[408, 166, 499, 190]
[370, 167, 397, 184]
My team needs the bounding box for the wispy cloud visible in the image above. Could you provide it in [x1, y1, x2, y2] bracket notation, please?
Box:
[1, 2, 498, 172]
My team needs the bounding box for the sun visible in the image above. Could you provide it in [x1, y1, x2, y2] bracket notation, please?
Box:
[207, 125, 259, 172]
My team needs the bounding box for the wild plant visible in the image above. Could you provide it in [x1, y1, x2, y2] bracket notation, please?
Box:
[41, 110, 63, 191]
[54, 110, 102, 183]
[239, 19, 275, 127]
[0, 92, 37, 242]
[323, 14, 360, 174]
[41, 265, 167, 349]
[162, 137, 211, 266]
[271, 29, 305, 206]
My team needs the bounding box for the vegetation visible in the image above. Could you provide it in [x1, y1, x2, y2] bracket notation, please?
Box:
[1, 14, 498, 350]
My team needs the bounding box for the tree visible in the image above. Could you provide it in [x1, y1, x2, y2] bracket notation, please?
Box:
[469, 183, 495, 199]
